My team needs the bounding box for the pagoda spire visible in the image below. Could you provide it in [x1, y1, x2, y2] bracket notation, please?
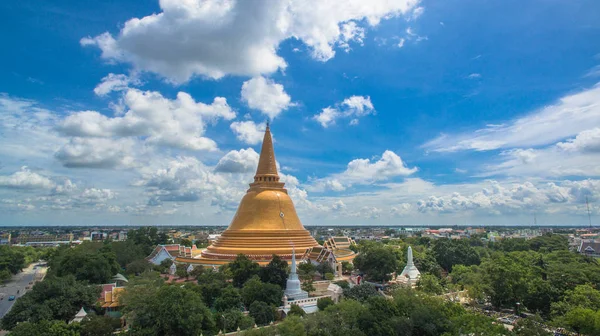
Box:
[251, 124, 282, 186]
[407, 246, 414, 266]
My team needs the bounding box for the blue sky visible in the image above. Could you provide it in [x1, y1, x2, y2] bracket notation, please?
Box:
[1, 0, 599, 226]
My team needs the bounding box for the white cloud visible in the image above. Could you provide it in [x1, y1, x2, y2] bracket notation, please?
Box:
[241, 76, 292, 119]
[410, 7, 424, 20]
[58, 88, 235, 151]
[94, 73, 140, 96]
[309, 150, 417, 191]
[556, 128, 600, 152]
[467, 73, 481, 79]
[397, 38, 405, 48]
[230, 121, 267, 145]
[424, 84, 600, 152]
[0, 167, 55, 189]
[416, 179, 600, 215]
[54, 138, 136, 169]
[215, 148, 259, 173]
[313, 95, 375, 127]
[80, 0, 420, 82]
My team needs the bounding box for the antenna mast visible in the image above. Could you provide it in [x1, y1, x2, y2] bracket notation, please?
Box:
[586, 196, 592, 228]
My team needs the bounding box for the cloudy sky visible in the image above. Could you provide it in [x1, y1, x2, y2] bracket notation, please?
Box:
[1, 0, 600, 226]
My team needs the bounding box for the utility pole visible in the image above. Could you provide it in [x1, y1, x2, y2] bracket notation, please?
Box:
[586, 196, 592, 228]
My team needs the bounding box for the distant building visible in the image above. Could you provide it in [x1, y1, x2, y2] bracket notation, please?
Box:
[69, 307, 88, 324]
[578, 240, 600, 258]
[146, 244, 198, 265]
[0, 233, 11, 245]
[17, 234, 74, 246]
[90, 231, 106, 241]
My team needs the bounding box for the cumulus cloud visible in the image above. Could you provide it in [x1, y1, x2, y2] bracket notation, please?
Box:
[139, 156, 245, 209]
[80, 0, 420, 82]
[94, 73, 140, 96]
[241, 76, 292, 119]
[423, 84, 600, 152]
[313, 95, 375, 127]
[58, 88, 235, 151]
[54, 138, 136, 169]
[417, 179, 600, 215]
[556, 128, 600, 153]
[214, 148, 259, 173]
[230, 121, 267, 145]
[0, 167, 55, 189]
[309, 150, 417, 191]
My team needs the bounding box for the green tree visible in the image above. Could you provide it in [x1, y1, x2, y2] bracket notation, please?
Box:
[343, 283, 379, 303]
[417, 273, 444, 295]
[353, 245, 398, 282]
[288, 304, 306, 317]
[241, 276, 283, 308]
[278, 315, 306, 336]
[8, 320, 79, 336]
[551, 284, 600, 317]
[301, 280, 315, 293]
[179, 238, 193, 247]
[563, 307, 600, 335]
[341, 261, 354, 274]
[214, 286, 243, 312]
[217, 308, 255, 333]
[1, 275, 99, 330]
[297, 262, 316, 281]
[196, 269, 229, 307]
[125, 258, 152, 275]
[334, 280, 350, 289]
[317, 297, 335, 311]
[126, 227, 168, 255]
[260, 255, 288, 289]
[229, 254, 261, 287]
[512, 316, 553, 336]
[0, 245, 26, 275]
[48, 243, 120, 284]
[249, 301, 276, 326]
[109, 241, 145, 268]
[80, 315, 122, 336]
[316, 262, 334, 277]
[122, 283, 216, 336]
[432, 239, 480, 272]
[528, 233, 569, 252]
[155, 258, 173, 274]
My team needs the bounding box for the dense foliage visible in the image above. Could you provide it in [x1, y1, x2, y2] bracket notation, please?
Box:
[0, 245, 46, 282]
[6, 228, 600, 336]
[1, 275, 100, 330]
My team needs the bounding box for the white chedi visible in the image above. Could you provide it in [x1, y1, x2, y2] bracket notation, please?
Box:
[284, 248, 308, 300]
[398, 246, 421, 286]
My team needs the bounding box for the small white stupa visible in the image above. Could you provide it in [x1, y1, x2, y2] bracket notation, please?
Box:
[398, 246, 421, 287]
[69, 307, 88, 324]
[284, 248, 308, 300]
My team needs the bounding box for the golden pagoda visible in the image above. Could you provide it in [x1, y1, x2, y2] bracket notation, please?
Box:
[183, 124, 320, 265]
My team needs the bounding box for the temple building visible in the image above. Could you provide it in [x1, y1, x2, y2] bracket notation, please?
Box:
[174, 125, 356, 267]
[393, 246, 421, 287]
[176, 125, 356, 267]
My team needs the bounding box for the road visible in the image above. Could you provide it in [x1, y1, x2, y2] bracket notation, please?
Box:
[0, 262, 47, 318]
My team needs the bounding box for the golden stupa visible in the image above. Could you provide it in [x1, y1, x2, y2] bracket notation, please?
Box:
[183, 124, 320, 265]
